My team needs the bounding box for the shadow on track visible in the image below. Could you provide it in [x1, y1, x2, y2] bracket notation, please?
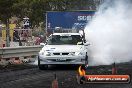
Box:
[43, 65, 80, 71]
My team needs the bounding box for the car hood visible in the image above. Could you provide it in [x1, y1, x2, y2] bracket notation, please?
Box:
[41, 45, 84, 52]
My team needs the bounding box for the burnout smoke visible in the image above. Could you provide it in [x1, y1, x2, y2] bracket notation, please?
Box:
[85, 0, 132, 66]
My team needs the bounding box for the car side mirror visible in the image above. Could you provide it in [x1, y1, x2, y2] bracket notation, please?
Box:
[77, 42, 83, 45]
[40, 43, 45, 46]
[84, 42, 90, 46]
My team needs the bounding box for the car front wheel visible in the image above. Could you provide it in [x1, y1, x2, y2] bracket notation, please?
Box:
[38, 56, 48, 70]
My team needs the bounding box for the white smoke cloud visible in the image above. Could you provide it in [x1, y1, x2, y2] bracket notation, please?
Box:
[85, 0, 132, 66]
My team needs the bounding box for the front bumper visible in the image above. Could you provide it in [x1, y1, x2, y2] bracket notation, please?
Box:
[39, 55, 86, 65]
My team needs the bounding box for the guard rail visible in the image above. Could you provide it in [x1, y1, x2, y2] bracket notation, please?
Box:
[0, 45, 42, 59]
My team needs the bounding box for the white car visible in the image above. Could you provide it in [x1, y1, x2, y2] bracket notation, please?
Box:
[38, 33, 89, 70]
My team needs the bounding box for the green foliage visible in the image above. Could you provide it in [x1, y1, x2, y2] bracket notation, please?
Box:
[0, 0, 102, 28]
[0, 0, 16, 23]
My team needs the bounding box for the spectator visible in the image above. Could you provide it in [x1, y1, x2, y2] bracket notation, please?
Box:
[13, 30, 19, 42]
[35, 37, 41, 45]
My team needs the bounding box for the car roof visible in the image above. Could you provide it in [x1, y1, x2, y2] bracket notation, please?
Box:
[52, 33, 81, 36]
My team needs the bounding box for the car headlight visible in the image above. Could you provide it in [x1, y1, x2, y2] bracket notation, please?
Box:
[39, 51, 44, 55]
[44, 52, 51, 56]
[70, 52, 75, 56]
[39, 51, 51, 56]
[75, 52, 84, 55]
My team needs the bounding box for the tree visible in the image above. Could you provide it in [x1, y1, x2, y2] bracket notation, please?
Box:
[0, 0, 102, 29]
[0, 0, 103, 46]
[0, 0, 17, 46]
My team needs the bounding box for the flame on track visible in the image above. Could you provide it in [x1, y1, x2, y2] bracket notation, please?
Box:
[78, 66, 86, 76]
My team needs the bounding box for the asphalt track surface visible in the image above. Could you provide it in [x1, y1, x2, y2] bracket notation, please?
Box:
[0, 62, 132, 88]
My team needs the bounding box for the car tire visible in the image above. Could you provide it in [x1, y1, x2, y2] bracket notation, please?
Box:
[38, 56, 48, 70]
[38, 64, 47, 70]
[85, 52, 88, 66]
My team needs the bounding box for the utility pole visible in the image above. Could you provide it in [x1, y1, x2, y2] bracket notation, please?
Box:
[6, 19, 10, 47]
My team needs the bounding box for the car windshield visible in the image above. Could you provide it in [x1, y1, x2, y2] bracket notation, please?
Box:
[47, 35, 83, 45]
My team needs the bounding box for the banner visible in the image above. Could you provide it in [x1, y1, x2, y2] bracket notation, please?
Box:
[9, 24, 16, 41]
[2, 29, 6, 40]
[9, 24, 16, 30]
[47, 11, 95, 32]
